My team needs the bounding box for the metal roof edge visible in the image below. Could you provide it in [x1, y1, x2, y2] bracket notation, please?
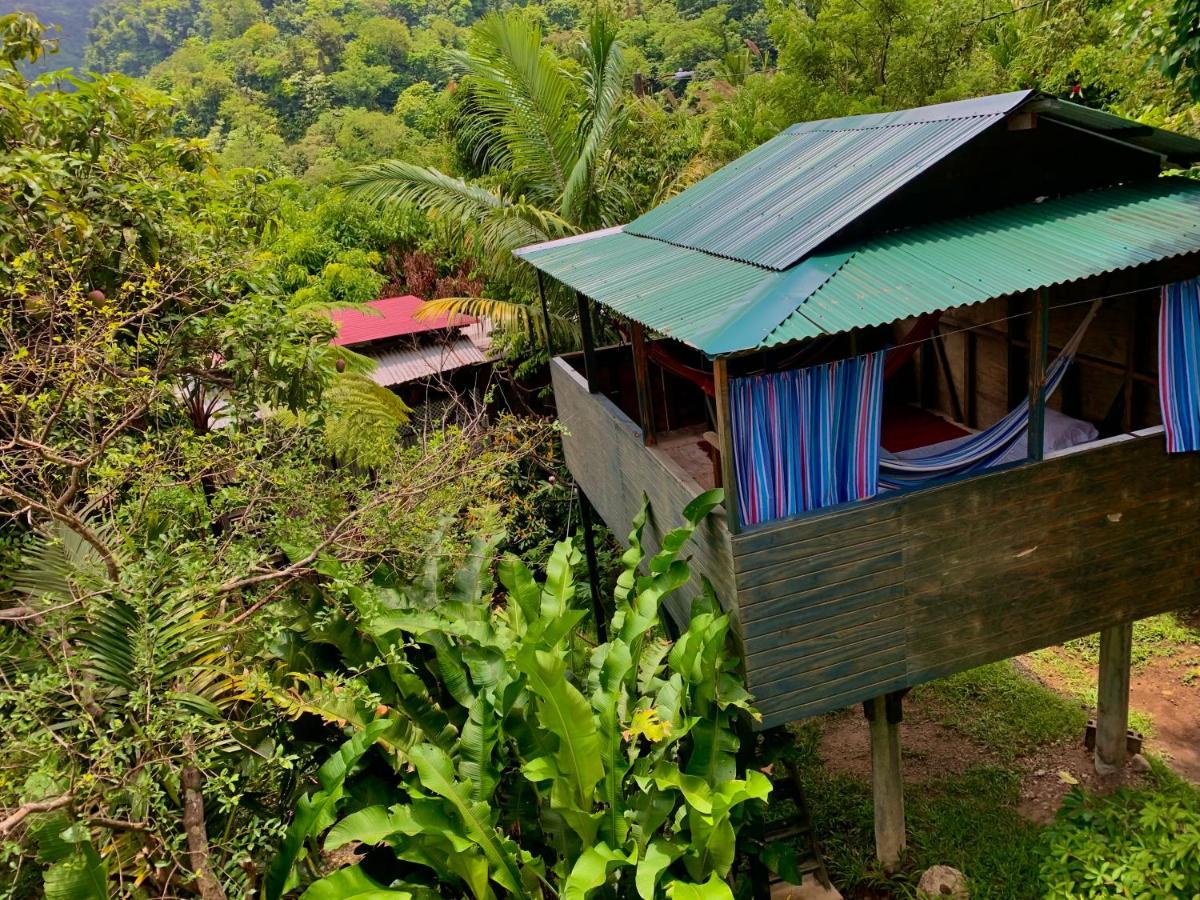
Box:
[515, 225, 625, 260]
[785, 90, 1034, 134]
[700, 249, 854, 356]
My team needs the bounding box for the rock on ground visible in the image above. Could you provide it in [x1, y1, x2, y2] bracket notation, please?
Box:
[770, 875, 844, 899]
[917, 865, 969, 899]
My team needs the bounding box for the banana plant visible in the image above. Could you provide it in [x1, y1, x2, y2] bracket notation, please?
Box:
[269, 489, 768, 898]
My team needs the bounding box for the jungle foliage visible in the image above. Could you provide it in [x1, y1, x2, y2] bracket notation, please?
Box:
[5, 0, 1200, 895]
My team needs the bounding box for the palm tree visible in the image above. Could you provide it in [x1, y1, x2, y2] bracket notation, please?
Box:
[343, 9, 630, 348]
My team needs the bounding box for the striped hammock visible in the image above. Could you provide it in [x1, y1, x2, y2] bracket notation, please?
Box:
[879, 301, 1101, 489]
[731, 350, 886, 526]
[1159, 278, 1200, 453]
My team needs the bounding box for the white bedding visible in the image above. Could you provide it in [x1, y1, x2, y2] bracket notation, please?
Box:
[893, 407, 1099, 464]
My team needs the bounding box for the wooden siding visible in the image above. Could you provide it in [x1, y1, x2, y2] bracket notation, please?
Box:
[550, 357, 737, 630]
[734, 431, 1200, 727]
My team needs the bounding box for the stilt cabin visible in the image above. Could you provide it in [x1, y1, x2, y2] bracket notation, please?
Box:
[518, 91, 1200, 739]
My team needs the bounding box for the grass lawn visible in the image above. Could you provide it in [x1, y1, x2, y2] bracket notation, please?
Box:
[770, 656, 1200, 899]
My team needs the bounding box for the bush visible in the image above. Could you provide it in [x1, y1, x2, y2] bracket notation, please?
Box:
[1040, 780, 1200, 897]
[266, 490, 769, 899]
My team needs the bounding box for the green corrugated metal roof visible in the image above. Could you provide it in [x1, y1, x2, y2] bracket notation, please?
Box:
[624, 92, 1033, 270]
[518, 178, 1200, 355]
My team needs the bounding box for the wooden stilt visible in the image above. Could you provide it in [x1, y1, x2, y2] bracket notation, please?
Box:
[576, 290, 598, 394]
[577, 486, 607, 643]
[1095, 620, 1133, 774]
[864, 693, 905, 872]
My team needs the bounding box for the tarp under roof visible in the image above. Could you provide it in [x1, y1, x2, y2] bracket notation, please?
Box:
[517, 178, 1200, 356]
[621, 92, 1200, 272]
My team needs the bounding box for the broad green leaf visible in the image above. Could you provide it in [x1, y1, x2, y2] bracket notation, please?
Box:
[665, 873, 735, 900]
[516, 646, 603, 808]
[299, 865, 412, 899]
[563, 842, 633, 899]
[42, 841, 107, 900]
[637, 838, 682, 900]
[266, 719, 391, 900]
[406, 743, 528, 899]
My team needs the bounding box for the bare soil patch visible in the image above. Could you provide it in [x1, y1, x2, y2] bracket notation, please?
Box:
[817, 691, 1150, 825]
[1022, 652, 1200, 784]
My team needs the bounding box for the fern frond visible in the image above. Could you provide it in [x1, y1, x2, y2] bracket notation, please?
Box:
[322, 372, 412, 470]
[417, 296, 577, 349]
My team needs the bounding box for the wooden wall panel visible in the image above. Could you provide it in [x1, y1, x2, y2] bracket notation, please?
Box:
[731, 433, 1200, 728]
[550, 357, 737, 632]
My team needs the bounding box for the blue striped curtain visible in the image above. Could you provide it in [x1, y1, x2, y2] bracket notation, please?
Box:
[1160, 278, 1200, 453]
[730, 351, 885, 527]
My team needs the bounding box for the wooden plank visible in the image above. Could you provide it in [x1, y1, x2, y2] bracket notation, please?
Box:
[736, 430, 1200, 728]
[1028, 289, 1049, 461]
[868, 696, 905, 872]
[712, 357, 740, 534]
[550, 358, 738, 635]
[1095, 621, 1133, 774]
[630, 321, 655, 446]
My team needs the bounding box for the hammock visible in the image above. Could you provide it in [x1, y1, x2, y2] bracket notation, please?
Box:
[880, 302, 1101, 489]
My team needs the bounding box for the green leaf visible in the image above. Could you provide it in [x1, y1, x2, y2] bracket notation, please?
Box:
[637, 838, 682, 900]
[266, 719, 391, 900]
[665, 873, 735, 900]
[563, 842, 633, 899]
[516, 646, 604, 809]
[43, 840, 108, 900]
[299, 865, 412, 899]
[406, 743, 529, 899]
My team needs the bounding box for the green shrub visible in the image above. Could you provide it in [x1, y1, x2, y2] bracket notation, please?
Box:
[266, 490, 768, 899]
[1040, 782, 1200, 897]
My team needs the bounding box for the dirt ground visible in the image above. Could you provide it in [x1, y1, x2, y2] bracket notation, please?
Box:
[817, 691, 1153, 826]
[1023, 652, 1200, 784]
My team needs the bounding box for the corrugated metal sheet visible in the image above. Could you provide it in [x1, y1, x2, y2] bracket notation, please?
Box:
[517, 229, 779, 346]
[331, 296, 476, 347]
[623, 91, 1033, 270]
[364, 338, 487, 387]
[1032, 98, 1200, 165]
[763, 178, 1200, 346]
[520, 178, 1200, 355]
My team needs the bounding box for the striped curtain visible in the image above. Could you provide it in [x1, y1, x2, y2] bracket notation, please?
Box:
[1160, 278, 1200, 453]
[731, 350, 885, 527]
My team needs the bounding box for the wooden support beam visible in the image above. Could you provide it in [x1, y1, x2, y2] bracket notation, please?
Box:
[536, 269, 553, 359]
[1095, 620, 1133, 774]
[965, 330, 978, 429]
[576, 290, 598, 393]
[932, 326, 964, 424]
[712, 357, 740, 533]
[864, 693, 905, 872]
[577, 486, 607, 643]
[1027, 290, 1049, 462]
[630, 321, 656, 446]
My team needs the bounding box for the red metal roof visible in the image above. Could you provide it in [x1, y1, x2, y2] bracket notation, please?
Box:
[329, 296, 476, 347]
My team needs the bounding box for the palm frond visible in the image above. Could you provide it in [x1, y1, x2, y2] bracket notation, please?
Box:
[341, 161, 571, 261]
[12, 521, 112, 604]
[449, 12, 578, 203]
[562, 9, 630, 225]
[417, 296, 578, 349]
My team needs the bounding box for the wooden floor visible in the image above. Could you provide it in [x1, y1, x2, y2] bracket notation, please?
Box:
[654, 425, 717, 490]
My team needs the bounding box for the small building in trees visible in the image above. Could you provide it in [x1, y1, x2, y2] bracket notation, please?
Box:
[518, 91, 1200, 868]
[330, 295, 492, 428]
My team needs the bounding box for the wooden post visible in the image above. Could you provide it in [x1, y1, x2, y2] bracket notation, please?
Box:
[864, 693, 905, 872]
[1095, 620, 1133, 774]
[537, 269, 553, 359]
[630, 321, 656, 445]
[711, 357, 740, 533]
[577, 486, 607, 643]
[576, 290, 598, 394]
[1027, 289, 1049, 462]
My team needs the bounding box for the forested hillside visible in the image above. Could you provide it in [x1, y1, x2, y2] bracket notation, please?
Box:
[4, 1, 1200, 896]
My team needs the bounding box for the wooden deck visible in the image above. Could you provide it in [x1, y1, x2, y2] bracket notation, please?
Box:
[552, 356, 1200, 729]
